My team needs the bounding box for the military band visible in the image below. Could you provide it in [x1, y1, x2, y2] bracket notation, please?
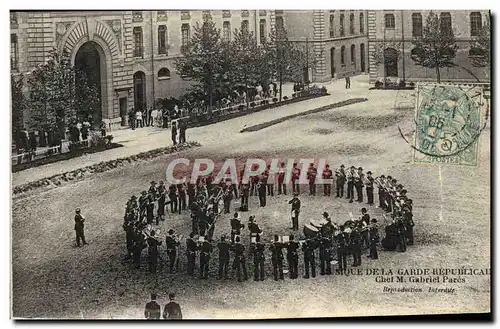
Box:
[117, 163, 414, 282]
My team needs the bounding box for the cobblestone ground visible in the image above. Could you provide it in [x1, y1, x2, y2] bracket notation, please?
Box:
[11, 75, 490, 319]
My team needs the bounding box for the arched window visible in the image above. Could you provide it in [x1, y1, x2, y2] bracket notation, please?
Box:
[440, 12, 452, 34]
[385, 14, 395, 29]
[259, 19, 266, 42]
[350, 44, 356, 64]
[340, 46, 346, 65]
[359, 13, 364, 34]
[158, 68, 171, 80]
[329, 15, 335, 37]
[349, 13, 355, 34]
[470, 12, 482, 36]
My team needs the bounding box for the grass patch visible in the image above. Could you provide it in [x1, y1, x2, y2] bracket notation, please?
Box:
[240, 98, 368, 133]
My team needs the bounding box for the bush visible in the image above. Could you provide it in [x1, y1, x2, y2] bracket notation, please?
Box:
[250, 102, 255, 108]
[89, 132, 113, 148]
[292, 93, 296, 98]
[283, 96, 289, 100]
[238, 104, 245, 111]
[320, 86, 328, 94]
[375, 81, 383, 89]
[272, 97, 278, 102]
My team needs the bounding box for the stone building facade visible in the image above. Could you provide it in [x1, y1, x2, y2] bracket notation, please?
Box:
[278, 10, 368, 82]
[10, 10, 274, 128]
[367, 10, 490, 84]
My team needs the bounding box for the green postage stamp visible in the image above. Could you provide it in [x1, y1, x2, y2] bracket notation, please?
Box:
[413, 83, 484, 166]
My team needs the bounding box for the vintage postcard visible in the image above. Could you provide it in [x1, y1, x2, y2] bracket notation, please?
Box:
[10, 9, 491, 319]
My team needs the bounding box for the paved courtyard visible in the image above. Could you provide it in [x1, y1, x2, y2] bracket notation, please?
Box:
[11, 73, 490, 319]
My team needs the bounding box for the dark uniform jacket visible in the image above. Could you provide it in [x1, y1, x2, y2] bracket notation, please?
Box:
[144, 300, 161, 319]
[218, 241, 230, 260]
[288, 198, 301, 212]
[74, 214, 85, 231]
[163, 301, 182, 319]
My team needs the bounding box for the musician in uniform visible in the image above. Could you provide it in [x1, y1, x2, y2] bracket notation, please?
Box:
[186, 232, 198, 276]
[360, 208, 370, 249]
[240, 183, 250, 211]
[248, 216, 262, 239]
[230, 212, 244, 243]
[206, 206, 216, 242]
[124, 221, 135, 258]
[133, 227, 146, 269]
[335, 226, 348, 272]
[187, 181, 196, 208]
[346, 166, 355, 203]
[288, 193, 301, 231]
[177, 183, 187, 214]
[257, 176, 267, 207]
[285, 234, 299, 279]
[252, 236, 265, 281]
[199, 236, 213, 279]
[165, 229, 180, 273]
[231, 236, 248, 282]
[307, 163, 317, 196]
[368, 218, 379, 259]
[264, 165, 274, 196]
[322, 164, 333, 196]
[157, 181, 166, 221]
[277, 162, 287, 195]
[146, 195, 155, 225]
[163, 293, 183, 319]
[336, 165, 346, 198]
[377, 175, 386, 209]
[74, 208, 87, 247]
[250, 172, 259, 196]
[302, 238, 318, 278]
[403, 202, 414, 246]
[147, 230, 162, 273]
[291, 163, 301, 194]
[198, 206, 209, 237]
[144, 293, 161, 320]
[319, 234, 332, 275]
[217, 235, 231, 279]
[223, 186, 233, 214]
[270, 235, 284, 281]
[148, 181, 158, 200]
[350, 224, 363, 267]
[168, 185, 178, 214]
[354, 167, 365, 203]
[365, 171, 375, 205]
[139, 191, 148, 216]
[190, 202, 200, 235]
[395, 216, 407, 252]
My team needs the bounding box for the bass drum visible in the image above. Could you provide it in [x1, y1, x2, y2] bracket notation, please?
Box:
[303, 224, 319, 238]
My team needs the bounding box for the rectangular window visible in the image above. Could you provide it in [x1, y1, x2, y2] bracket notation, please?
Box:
[275, 16, 284, 31]
[412, 13, 422, 37]
[158, 25, 167, 55]
[11, 34, 18, 71]
[470, 12, 482, 37]
[440, 12, 452, 34]
[223, 21, 231, 42]
[241, 20, 249, 33]
[359, 13, 364, 34]
[329, 15, 335, 38]
[385, 14, 395, 29]
[181, 24, 190, 53]
[339, 14, 345, 36]
[349, 14, 355, 34]
[259, 19, 266, 43]
[133, 27, 143, 57]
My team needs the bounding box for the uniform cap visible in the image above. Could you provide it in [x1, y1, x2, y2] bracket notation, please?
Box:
[323, 212, 329, 217]
[367, 171, 372, 175]
[358, 167, 363, 170]
[75, 208, 81, 213]
[150, 181, 156, 185]
[340, 165, 345, 168]
[168, 229, 175, 235]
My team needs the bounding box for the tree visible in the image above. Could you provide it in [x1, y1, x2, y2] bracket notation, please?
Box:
[262, 26, 297, 101]
[228, 27, 263, 108]
[11, 73, 26, 148]
[410, 11, 458, 83]
[174, 20, 228, 110]
[469, 14, 491, 69]
[27, 49, 99, 143]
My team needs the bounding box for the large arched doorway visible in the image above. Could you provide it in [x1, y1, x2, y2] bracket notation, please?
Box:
[360, 43, 366, 72]
[75, 41, 105, 126]
[133, 71, 147, 112]
[330, 47, 335, 78]
[384, 47, 399, 77]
